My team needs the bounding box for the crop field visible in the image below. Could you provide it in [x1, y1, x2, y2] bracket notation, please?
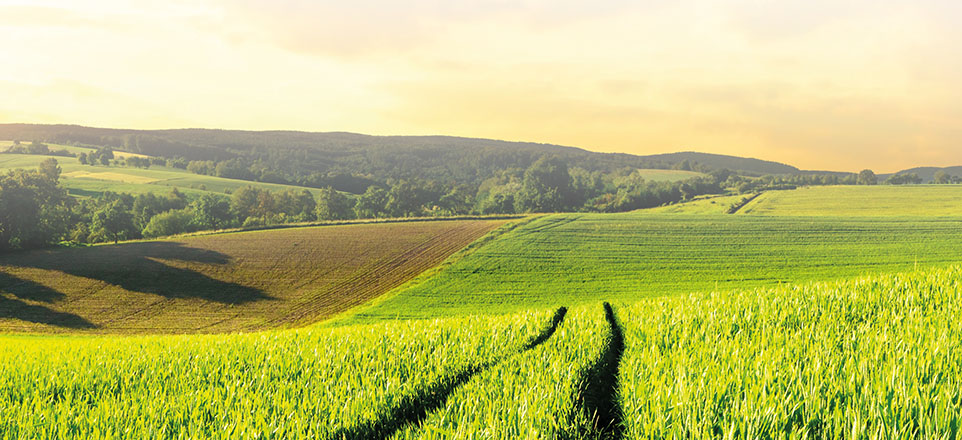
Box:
[738, 185, 962, 216]
[0, 219, 505, 333]
[351, 212, 962, 321]
[0, 308, 561, 439]
[618, 265, 962, 438]
[3, 265, 959, 438]
[0, 151, 324, 197]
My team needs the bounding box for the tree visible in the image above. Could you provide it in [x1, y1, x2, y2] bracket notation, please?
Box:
[316, 187, 355, 220]
[91, 199, 135, 243]
[0, 164, 70, 251]
[857, 169, 877, 185]
[191, 193, 232, 229]
[78, 152, 88, 165]
[518, 156, 573, 213]
[934, 170, 952, 184]
[38, 158, 62, 182]
[26, 141, 49, 155]
[141, 209, 196, 238]
[354, 186, 388, 218]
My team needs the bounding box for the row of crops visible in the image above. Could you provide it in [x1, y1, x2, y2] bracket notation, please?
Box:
[3, 265, 962, 438]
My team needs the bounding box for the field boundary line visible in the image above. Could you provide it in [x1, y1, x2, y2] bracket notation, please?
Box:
[322, 216, 542, 325]
[727, 192, 763, 214]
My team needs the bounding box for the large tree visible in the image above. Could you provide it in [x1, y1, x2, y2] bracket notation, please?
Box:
[518, 156, 573, 213]
[0, 161, 70, 251]
[91, 199, 135, 244]
[857, 169, 877, 185]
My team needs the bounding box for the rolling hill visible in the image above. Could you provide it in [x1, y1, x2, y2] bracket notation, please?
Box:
[0, 143, 328, 197]
[0, 219, 507, 333]
[0, 124, 804, 179]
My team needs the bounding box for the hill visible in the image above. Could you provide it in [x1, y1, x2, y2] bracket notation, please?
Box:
[887, 166, 962, 182]
[347, 212, 962, 322]
[0, 147, 327, 197]
[640, 151, 799, 175]
[0, 124, 802, 183]
[0, 219, 506, 333]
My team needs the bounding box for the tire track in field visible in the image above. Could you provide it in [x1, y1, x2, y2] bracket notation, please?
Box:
[571, 302, 625, 440]
[331, 306, 568, 440]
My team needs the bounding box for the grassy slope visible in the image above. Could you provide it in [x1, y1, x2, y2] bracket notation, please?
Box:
[739, 185, 962, 216]
[645, 194, 746, 213]
[634, 168, 705, 182]
[349, 212, 962, 321]
[0, 219, 506, 334]
[0, 148, 324, 197]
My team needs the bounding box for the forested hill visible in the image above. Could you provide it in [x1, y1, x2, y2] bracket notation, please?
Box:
[0, 124, 797, 182]
[642, 151, 799, 175]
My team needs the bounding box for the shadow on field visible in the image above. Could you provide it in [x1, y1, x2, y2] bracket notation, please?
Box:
[332, 306, 568, 440]
[0, 271, 95, 328]
[0, 295, 95, 328]
[0, 241, 271, 306]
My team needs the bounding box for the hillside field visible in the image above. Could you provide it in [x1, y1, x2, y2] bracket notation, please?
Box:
[738, 185, 962, 216]
[350, 212, 962, 321]
[0, 146, 325, 197]
[0, 219, 506, 333]
[634, 168, 705, 182]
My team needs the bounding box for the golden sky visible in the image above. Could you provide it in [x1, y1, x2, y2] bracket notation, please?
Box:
[2, 0, 961, 172]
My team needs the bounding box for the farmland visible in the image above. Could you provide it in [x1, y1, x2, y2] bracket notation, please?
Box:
[4, 180, 962, 437]
[351, 212, 962, 321]
[618, 265, 962, 438]
[738, 185, 962, 216]
[0, 147, 324, 197]
[0, 219, 505, 333]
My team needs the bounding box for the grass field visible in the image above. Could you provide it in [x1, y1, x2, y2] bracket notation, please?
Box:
[646, 193, 748, 214]
[739, 185, 962, 216]
[0, 219, 506, 333]
[634, 168, 705, 182]
[0, 151, 324, 197]
[350, 212, 962, 321]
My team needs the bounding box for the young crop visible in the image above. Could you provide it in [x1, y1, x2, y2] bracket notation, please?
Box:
[618, 266, 962, 439]
[0, 309, 552, 439]
[391, 304, 611, 439]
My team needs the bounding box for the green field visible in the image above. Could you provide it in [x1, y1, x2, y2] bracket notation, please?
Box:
[739, 185, 962, 216]
[0, 150, 323, 197]
[4, 182, 962, 437]
[350, 212, 962, 321]
[634, 168, 705, 182]
[0, 220, 505, 333]
[646, 193, 748, 214]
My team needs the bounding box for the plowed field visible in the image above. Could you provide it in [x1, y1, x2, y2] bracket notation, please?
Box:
[0, 219, 507, 333]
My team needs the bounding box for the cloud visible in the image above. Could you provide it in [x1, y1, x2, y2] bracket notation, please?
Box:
[206, 0, 641, 58]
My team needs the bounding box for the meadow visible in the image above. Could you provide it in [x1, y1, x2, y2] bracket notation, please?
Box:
[738, 185, 962, 216]
[0, 148, 323, 197]
[0, 220, 505, 333]
[351, 212, 962, 321]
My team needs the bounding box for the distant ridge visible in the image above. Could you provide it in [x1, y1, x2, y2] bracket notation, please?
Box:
[1, 123, 800, 176]
[886, 166, 962, 182]
[641, 151, 799, 175]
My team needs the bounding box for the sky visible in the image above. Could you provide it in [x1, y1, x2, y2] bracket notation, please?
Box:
[2, 1, 961, 172]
